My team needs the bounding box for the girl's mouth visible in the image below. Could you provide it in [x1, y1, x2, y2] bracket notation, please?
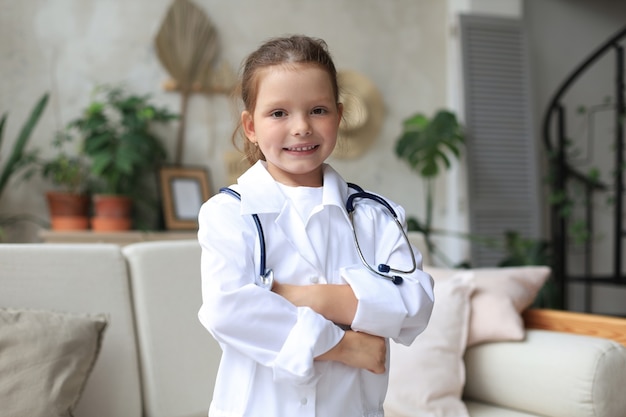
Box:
[284, 145, 319, 152]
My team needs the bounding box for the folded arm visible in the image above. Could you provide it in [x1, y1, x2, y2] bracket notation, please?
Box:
[272, 282, 386, 374]
[272, 282, 357, 326]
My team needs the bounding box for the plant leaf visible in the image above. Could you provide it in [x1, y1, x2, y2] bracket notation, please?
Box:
[394, 109, 464, 179]
[0, 93, 49, 198]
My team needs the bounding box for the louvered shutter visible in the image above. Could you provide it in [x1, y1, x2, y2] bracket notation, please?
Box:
[459, 14, 542, 267]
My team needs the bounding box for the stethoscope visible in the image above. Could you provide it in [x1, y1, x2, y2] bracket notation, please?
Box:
[219, 183, 416, 289]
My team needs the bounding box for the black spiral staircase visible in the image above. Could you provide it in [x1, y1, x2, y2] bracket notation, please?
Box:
[543, 25, 626, 313]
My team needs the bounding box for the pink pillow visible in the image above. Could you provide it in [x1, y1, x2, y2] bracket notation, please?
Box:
[385, 273, 474, 417]
[424, 266, 550, 347]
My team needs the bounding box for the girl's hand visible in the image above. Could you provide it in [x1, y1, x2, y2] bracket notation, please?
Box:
[316, 330, 386, 374]
[272, 282, 357, 326]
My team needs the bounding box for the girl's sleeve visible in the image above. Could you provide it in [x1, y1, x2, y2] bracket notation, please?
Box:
[339, 201, 435, 346]
[197, 195, 344, 385]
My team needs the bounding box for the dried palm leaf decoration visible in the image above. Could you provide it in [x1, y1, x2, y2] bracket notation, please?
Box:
[155, 0, 218, 165]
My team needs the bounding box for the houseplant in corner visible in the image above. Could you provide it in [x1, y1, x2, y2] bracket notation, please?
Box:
[69, 85, 178, 231]
[0, 93, 50, 240]
[395, 109, 466, 266]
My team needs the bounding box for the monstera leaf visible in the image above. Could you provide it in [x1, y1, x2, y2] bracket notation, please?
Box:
[394, 109, 465, 267]
[394, 110, 464, 179]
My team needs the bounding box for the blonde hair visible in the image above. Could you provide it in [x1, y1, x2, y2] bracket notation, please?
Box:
[231, 35, 340, 165]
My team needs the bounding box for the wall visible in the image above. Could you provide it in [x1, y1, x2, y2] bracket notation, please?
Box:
[0, 0, 448, 242]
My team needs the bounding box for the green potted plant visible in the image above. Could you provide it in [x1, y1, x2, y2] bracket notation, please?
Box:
[69, 85, 178, 231]
[24, 129, 92, 230]
[0, 93, 49, 240]
[394, 109, 466, 266]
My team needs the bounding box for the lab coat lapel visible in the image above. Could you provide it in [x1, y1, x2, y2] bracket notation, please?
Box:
[237, 161, 322, 271]
[275, 205, 322, 271]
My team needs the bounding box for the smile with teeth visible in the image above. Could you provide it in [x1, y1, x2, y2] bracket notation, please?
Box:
[284, 145, 318, 152]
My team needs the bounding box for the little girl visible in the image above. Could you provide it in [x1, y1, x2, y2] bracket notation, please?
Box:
[198, 35, 434, 417]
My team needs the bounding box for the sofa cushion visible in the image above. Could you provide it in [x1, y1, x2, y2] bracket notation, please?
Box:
[385, 272, 474, 417]
[424, 266, 550, 346]
[0, 244, 143, 417]
[465, 400, 543, 416]
[0, 308, 107, 417]
[464, 329, 626, 417]
[123, 240, 221, 417]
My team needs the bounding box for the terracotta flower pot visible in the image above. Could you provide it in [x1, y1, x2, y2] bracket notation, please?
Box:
[92, 195, 132, 217]
[46, 192, 90, 216]
[50, 216, 90, 230]
[46, 191, 90, 230]
[91, 216, 132, 231]
[91, 194, 133, 231]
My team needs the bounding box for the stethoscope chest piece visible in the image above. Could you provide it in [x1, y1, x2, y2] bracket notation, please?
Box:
[257, 269, 274, 290]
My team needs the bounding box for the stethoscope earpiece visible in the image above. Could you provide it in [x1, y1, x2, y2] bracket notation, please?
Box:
[378, 264, 404, 285]
[391, 276, 403, 285]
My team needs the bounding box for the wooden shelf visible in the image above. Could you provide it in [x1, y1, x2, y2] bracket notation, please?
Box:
[39, 230, 197, 246]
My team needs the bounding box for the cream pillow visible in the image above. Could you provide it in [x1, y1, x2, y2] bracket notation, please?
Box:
[385, 272, 475, 417]
[424, 266, 550, 347]
[0, 308, 108, 417]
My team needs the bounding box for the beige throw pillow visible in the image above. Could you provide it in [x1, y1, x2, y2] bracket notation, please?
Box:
[0, 308, 108, 417]
[424, 266, 551, 347]
[385, 272, 475, 417]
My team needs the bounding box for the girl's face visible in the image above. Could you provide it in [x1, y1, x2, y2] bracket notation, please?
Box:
[241, 64, 342, 187]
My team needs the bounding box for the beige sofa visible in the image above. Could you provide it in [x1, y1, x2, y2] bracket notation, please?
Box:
[1, 239, 626, 417]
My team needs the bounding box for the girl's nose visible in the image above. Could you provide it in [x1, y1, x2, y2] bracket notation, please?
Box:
[292, 115, 312, 137]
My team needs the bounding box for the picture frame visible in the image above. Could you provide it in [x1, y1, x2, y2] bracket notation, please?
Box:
[159, 166, 212, 230]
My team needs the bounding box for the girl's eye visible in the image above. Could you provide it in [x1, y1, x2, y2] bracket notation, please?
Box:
[312, 108, 327, 115]
[271, 110, 286, 118]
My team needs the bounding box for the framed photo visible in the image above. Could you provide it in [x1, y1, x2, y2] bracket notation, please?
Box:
[159, 166, 212, 230]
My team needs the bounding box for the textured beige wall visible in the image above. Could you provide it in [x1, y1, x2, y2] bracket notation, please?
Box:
[0, 0, 448, 241]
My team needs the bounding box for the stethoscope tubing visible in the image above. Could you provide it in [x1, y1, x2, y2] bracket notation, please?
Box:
[218, 187, 274, 289]
[346, 190, 417, 285]
[219, 184, 416, 287]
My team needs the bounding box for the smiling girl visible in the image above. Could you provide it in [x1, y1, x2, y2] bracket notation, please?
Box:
[197, 35, 434, 417]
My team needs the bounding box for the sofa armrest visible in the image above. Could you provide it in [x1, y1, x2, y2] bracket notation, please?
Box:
[523, 308, 626, 346]
[464, 329, 626, 417]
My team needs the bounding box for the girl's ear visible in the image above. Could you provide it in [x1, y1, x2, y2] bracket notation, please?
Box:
[337, 102, 344, 127]
[241, 110, 256, 143]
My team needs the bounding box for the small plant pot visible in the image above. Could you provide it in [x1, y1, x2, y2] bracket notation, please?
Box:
[91, 216, 132, 231]
[92, 194, 132, 218]
[50, 216, 90, 231]
[91, 194, 133, 231]
[46, 192, 90, 230]
[46, 191, 90, 217]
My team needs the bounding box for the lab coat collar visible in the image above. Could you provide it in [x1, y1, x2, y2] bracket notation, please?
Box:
[237, 161, 285, 215]
[237, 160, 351, 219]
[237, 161, 352, 272]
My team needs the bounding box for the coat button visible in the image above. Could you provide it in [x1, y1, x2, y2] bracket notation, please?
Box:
[309, 276, 319, 284]
[300, 397, 308, 405]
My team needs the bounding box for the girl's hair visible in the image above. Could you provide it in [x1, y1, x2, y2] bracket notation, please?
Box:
[231, 35, 339, 164]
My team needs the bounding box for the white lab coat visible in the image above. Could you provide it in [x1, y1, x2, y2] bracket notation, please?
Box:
[198, 161, 434, 417]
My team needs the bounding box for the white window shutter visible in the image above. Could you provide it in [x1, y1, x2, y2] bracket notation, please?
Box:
[459, 14, 542, 267]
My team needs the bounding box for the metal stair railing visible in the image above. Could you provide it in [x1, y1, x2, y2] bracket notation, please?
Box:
[542, 25, 626, 312]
